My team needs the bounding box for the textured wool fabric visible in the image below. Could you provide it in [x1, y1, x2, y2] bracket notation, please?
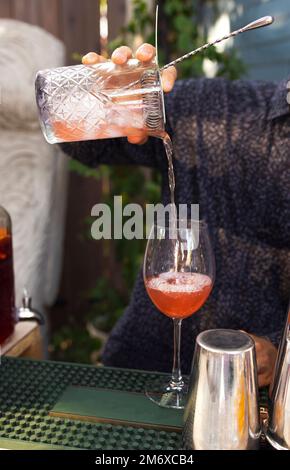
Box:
[61, 77, 290, 374]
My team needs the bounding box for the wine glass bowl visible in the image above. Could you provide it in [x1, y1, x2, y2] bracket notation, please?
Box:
[143, 219, 215, 409]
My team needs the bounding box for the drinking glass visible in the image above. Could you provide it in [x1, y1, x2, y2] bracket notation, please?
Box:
[143, 219, 215, 409]
[35, 59, 165, 144]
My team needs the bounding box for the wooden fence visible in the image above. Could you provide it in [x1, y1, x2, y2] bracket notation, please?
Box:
[0, 0, 128, 62]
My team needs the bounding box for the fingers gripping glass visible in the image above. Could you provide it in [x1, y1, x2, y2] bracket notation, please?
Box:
[36, 6, 165, 145]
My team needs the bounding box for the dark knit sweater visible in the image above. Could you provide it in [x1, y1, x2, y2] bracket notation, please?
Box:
[61, 77, 290, 374]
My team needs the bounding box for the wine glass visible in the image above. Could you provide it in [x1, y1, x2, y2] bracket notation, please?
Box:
[143, 219, 215, 409]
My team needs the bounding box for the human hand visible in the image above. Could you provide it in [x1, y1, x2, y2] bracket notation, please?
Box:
[82, 44, 177, 145]
[248, 334, 277, 387]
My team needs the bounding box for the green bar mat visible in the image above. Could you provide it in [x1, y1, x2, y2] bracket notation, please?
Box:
[50, 386, 182, 432]
[0, 437, 78, 451]
[0, 357, 182, 450]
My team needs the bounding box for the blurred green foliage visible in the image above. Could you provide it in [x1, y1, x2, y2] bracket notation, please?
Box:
[110, 0, 246, 80]
[51, 0, 245, 364]
[49, 325, 102, 364]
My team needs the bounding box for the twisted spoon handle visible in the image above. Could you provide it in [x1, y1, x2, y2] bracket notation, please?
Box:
[161, 16, 274, 71]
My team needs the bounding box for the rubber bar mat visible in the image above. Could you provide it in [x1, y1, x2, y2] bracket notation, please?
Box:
[0, 357, 181, 450]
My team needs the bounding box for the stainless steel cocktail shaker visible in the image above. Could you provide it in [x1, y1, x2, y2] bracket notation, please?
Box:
[183, 329, 261, 450]
[266, 308, 290, 450]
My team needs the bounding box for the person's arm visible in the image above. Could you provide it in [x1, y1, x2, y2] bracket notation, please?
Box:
[59, 135, 163, 169]
[60, 43, 177, 169]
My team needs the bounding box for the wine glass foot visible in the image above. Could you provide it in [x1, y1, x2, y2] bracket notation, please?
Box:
[145, 376, 189, 409]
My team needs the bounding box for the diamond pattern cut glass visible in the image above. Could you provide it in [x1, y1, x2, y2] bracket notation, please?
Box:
[35, 60, 165, 144]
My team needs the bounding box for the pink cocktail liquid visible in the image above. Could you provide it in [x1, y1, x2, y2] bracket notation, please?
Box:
[52, 118, 145, 142]
[51, 90, 147, 141]
[145, 272, 212, 319]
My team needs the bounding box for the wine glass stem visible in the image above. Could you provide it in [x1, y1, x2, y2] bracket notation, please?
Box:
[170, 318, 183, 388]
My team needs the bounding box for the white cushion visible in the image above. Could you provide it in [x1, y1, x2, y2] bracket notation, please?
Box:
[0, 19, 65, 130]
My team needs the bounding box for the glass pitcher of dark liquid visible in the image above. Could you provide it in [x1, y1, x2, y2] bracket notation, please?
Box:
[0, 209, 44, 345]
[0, 206, 15, 344]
